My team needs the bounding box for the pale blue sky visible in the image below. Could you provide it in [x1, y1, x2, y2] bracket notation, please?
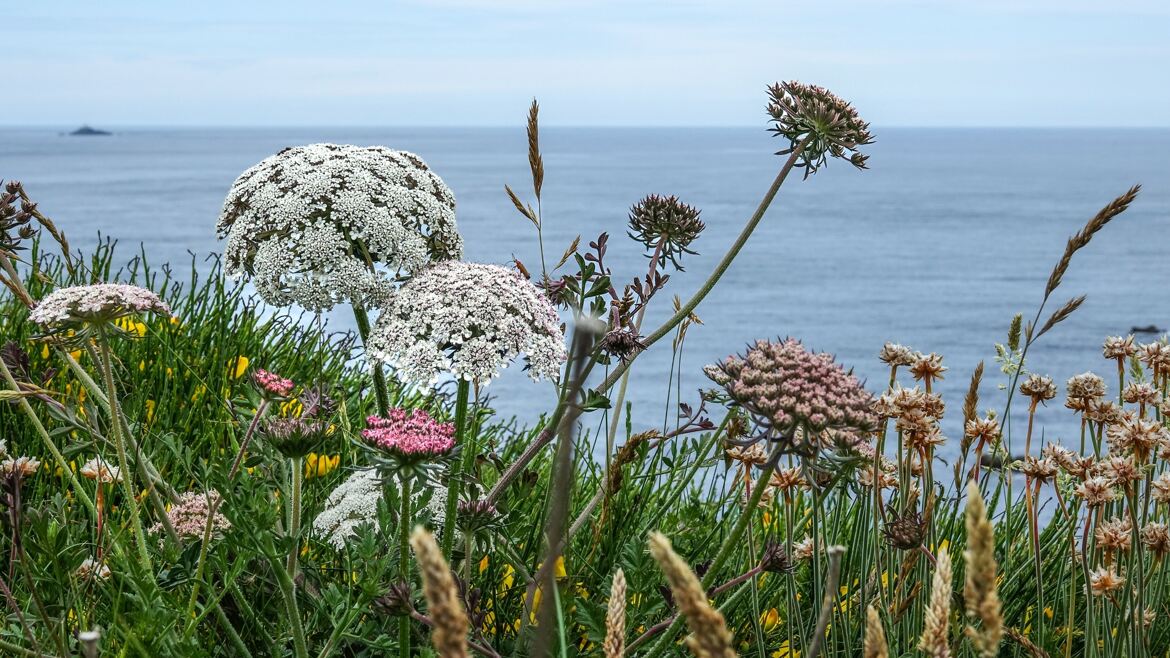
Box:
[5, 1, 1168, 126]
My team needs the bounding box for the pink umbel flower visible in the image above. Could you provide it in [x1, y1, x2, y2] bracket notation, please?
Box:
[253, 369, 295, 398]
[150, 491, 230, 542]
[361, 409, 455, 461]
[707, 337, 876, 438]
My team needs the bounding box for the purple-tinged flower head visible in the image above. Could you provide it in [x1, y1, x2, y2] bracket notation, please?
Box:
[361, 409, 455, 463]
[707, 338, 877, 444]
[253, 368, 295, 399]
[29, 283, 171, 341]
[626, 194, 704, 271]
[766, 81, 873, 177]
[262, 417, 332, 459]
[369, 261, 566, 387]
[150, 490, 230, 542]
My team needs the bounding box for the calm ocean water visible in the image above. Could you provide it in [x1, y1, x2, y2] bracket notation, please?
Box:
[2, 126, 1169, 462]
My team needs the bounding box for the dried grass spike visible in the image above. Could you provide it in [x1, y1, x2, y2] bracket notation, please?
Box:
[963, 483, 1003, 657]
[409, 526, 470, 658]
[863, 605, 888, 658]
[961, 361, 984, 437]
[1045, 185, 1140, 296]
[648, 532, 736, 658]
[1035, 295, 1085, 340]
[527, 98, 544, 200]
[919, 547, 952, 658]
[604, 569, 627, 658]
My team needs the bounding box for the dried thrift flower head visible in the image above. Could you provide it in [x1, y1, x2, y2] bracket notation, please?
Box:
[75, 557, 111, 581]
[262, 417, 332, 459]
[369, 261, 565, 386]
[0, 456, 41, 480]
[362, 409, 455, 464]
[1076, 476, 1119, 507]
[1094, 517, 1132, 553]
[253, 369, 295, 399]
[1018, 456, 1059, 484]
[909, 352, 947, 384]
[760, 542, 793, 574]
[1103, 335, 1137, 360]
[1153, 472, 1170, 504]
[1106, 417, 1166, 458]
[1089, 566, 1125, 597]
[1019, 374, 1057, 403]
[626, 194, 704, 270]
[882, 509, 927, 550]
[1141, 522, 1170, 556]
[29, 284, 171, 338]
[1122, 382, 1159, 406]
[312, 469, 382, 549]
[79, 457, 121, 484]
[1066, 372, 1106, 406]
[152, 491, 230, 542]
[766, 81, 873, 176]
[217, 144, 462, 311]
[598, 328, 646, 364]
[709, 337, 876, 441]
[878, 342, 915, 368]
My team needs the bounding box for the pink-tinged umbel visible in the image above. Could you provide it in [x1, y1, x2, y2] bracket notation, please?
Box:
[253, 369, 295, 398]
[361, 409, 456, 460]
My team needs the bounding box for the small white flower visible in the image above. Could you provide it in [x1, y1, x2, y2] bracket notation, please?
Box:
[79, 457, 122, 484]
[216, 144, 462, 311]
[369, 261, 566, 387]
[312, 469, 453, 550]
[75, 557, 111, 581]
[28, 283, 171, 329]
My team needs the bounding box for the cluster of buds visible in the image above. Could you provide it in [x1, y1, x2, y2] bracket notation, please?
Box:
[766, 81, 873, 177]
[625, 194, 705, 271]
[253, 369, 295, 399]
[0, 180, 37, 256]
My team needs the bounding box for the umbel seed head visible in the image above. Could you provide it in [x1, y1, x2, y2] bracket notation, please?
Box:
[766, 81, 873, 177]
[627, 194, 704, 270]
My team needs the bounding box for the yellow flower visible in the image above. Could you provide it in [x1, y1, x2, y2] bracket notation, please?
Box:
[40, 344, 49, 359]
[145, 399, 156, 424]
[229, 356, 249, 379]
[304, 453, 340, 479]
[138, 359, 146, 372]
[772, 640, 800, 658]
[281, 398, 304, 418]
[479, 555, 490, 574]
[115, 317, 147, 337]
[499, 564, 515, 592]
[166, 367, 173, 378]
[169, 316, 181, 327]
[191, 384, 206, 402]
[760, 607, 780, 633]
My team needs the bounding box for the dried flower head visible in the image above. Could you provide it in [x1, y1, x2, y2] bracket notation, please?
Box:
[1019, 374, 1057, 402]
[1066, 372, 1106, 405]
[75, 557, 111, 581]
[455, 499, 498, 533]
[151, 491, 230, 542]
[760, 542, 793, 574]
[1094, 517, 1132, 553]
[217, 144, 462, 311]
[361, 410, 455, 465]
[878, 342, 915, 367]
[262, 417, 332, 459]
[373, 581, 415, 617]
[1088, 566, 1125, 597]
[0, 456, 41, 480]
[766, 81, 873, 176]
[1122, 382, 1159, 406]
[369, 261, 566, 386]
[626, 194, 704, 270]
[709, 338, 876, 442]
[882, 509, 927, 551]
[909, 352, 947, 384]
[29, 283, 171, 337]
[1076, 477, 1119, 507]
[792, 537, 817, 561]
[1153, 472, 1170, 504]
[1017, 456, 1058, 484]
[1103, 335, 1137, 360]
[1095, 454, 1142, 486]
[79, 457, 121, 484]
[1141, 522, 1170, 556]
[599, 328, 646, 363]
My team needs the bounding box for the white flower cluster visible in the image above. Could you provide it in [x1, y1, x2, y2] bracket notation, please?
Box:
[312, 468, 451, 550]
[369, 261, 566, 387]
[29, 283, 171, 328]
[216, 143, 463, 311]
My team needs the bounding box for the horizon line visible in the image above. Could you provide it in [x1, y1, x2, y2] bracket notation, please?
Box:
[4, 123, 1170, 131]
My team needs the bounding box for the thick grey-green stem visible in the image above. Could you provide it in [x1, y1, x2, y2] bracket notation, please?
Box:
[441, 378, 472, 557]
[352, 304, 390, 416]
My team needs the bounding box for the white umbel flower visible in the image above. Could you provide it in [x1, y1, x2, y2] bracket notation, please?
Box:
[216, 144, 462, 311]
[29, 283, 171, 329]
[312, 468, 453, 550]
[369, 261, 566, 387]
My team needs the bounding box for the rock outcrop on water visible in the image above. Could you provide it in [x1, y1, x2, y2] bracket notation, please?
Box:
[69, 125, 111, 136]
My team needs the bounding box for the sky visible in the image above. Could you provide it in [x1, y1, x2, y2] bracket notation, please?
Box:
[4, 1, 1169, 127]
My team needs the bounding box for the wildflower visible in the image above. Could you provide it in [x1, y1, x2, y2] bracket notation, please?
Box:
[262, 417, 332, 459]
[151, 491, 230, 542]
[456, 499, 499, 534]
[1085, 399, 1123, 424]
[1138, 342, 1170, 374]
[253, 368, 294, 398]
[598, 328, 645, 363]
[760, 542, 793, 574]
[1106, 418, 1166, 458]
[1153, 472, 1170, 504]
[882, 509, 927, 550]
[362, 410, 455, 462]
[217, 144, 462, 311]
[1065, 372, 1106, 410]
[1140, 522, 1170, 557]
[79, 457, 121, 483]
[369, 261, 566, 386]
[1088, 566, 1125, 597]
[29, 283, 171, 339]
[0, 456, 41, 479]
[1076, 477, 1119, 507]
[1017, 456, 1058, 484]
[792, 538, 816, 561]
[1122, 382, 1158, 406]
[1095, 454, 1142, 486]
[229, 355, 249, 379]
[304, 453, 340, 479]
[1094, 517, 1132, 554]
[1102, 335, 1136, 360]
[708, 338, 876, 444]
[373, 581, 414, 617]
[725, 442, 769, 466]
[75, 557, 111, 581]
[626, 194, 704, 270]
[878, 342, 915, 368]
[1019, 374, 1057, 402]
[312, 469, 382, 549]
[760, 607, 780, 633]
[766, 81, 873, 176]
[964, 415, 1001, 446]
[909, 352, 947, 384]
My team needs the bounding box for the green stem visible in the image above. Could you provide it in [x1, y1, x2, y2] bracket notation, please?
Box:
[352, 304, 390, 416]
[269, 550, 309, 658]
[441, 379, 473, 556]
[96, 333, 153, 572]
[398, 475, 414, 658]
[287, 456, 303, 576]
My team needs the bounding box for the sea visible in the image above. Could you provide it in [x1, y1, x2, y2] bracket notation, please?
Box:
[2, 126, 1169, 466]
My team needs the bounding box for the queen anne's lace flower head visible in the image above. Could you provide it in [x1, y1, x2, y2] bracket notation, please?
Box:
[150, 491, 230, 542]
[29, 283, 171, 334]
[313, 468, 452, 550]
[369, 261, 566, 386]
[216, 144, 463, 311]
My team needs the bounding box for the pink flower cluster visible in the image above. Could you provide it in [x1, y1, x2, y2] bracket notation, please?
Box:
[708, 337, 876, 435]
[150, 491, 230, 542]
[361, 409, 455, 459]
[254, 369, 295, 398]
